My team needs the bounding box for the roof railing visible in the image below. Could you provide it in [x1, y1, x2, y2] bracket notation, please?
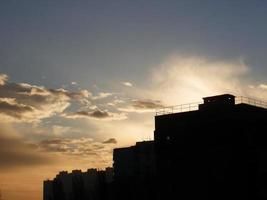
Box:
[155, 102, 202, 116]
[236, 96, 267, 109]
[155, 96, 267, 116]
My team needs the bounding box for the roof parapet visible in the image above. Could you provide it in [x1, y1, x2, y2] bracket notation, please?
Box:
[155, 95, 267, 116]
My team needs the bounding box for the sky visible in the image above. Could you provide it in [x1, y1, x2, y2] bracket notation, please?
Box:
[1, 1, 267, 199]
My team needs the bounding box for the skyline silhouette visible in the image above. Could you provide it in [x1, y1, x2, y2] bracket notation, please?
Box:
[44, 94, 267, 200]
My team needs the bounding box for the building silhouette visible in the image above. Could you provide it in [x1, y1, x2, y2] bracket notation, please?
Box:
[43, 168, 113, 200]
[113, 141, 156, 200]
[155, 94, 267, 199]
[44, 94, 267, 200]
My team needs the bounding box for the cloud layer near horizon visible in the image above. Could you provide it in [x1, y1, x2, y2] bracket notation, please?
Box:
[38, 137, 117, 157]
[0, 126, 53, 170]
[0, 124, 117, 172]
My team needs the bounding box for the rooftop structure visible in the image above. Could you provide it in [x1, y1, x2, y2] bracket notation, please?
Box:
[155, 94, 267, 116]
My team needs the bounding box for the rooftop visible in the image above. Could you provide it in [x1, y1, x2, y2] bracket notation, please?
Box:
[155, 95, 267, 116]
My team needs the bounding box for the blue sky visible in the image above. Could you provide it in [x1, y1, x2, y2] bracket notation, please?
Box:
[1, 1, 267, 200]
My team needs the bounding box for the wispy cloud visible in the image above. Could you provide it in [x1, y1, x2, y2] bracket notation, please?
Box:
[113, 55, 267, 115]
[38, 137, 116, 156]
[148, 55, 252, 105]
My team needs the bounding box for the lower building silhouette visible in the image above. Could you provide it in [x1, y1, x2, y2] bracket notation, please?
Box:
[113, 141, 156, 200]
[43, 168, 113, 200]
[44, 94, 267, 200]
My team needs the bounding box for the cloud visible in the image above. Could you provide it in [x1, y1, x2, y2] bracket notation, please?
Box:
[0, 75, 92, 122]
[71, 81, 78, 85]
[102, 138, 117, 144]
[76, 110, 109, 118]
[93, 92, 113, 100]
[87, 110, 109, 118]
[119, 99, 164, 113]
[248, 84, 267, 98]
[63, 109, 127, 121]
[0, 126, 53, 170]
[259, 84, 267, 90]
[38, 137, 116, 156]
[39, 139, 69, 153]
[122, 82, 133, 87]
[0, 99, 33, 120]
[132, 100, 164, 109]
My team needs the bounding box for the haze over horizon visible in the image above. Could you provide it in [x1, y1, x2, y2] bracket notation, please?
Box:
[1, 1, 267, 199]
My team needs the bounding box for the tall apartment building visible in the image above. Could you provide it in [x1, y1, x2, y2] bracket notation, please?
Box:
[154, 94, 267, 200]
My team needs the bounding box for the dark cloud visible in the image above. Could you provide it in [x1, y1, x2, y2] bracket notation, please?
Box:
[77, 110, 110, 118]
[119, 99, 164, 113]
[63, 109, 127, 121]
[39, 139, 71, 153]
[102, 138, 117, 144]
[39, 139, 68, 153]
[132, 100, 164, 109]
[0, 100, 33, 119]
[0, 128, 53, 170]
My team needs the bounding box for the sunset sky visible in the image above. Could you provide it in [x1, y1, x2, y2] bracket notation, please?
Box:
[1, 1, 267, 200]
